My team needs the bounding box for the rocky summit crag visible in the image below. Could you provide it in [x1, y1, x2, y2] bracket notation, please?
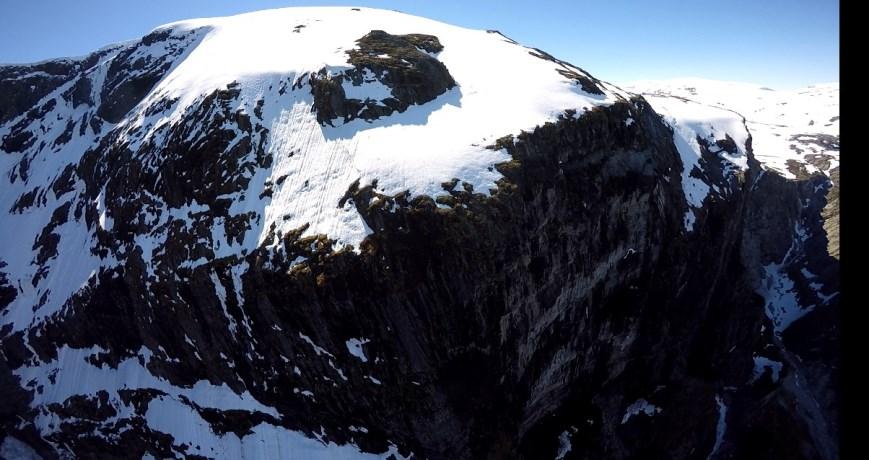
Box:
[0, 7, 839, 460]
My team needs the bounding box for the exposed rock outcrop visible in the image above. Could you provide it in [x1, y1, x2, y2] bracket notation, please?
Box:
[309, 30, 456, 125]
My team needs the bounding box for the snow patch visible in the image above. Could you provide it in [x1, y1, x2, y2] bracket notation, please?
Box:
[759, 262, 813, 336]
[145, 395, 410, 459]
[555, 427, 576, 460]
[341, 68, 394, 102]
[751, 355, 783, 383]
[346, 337, 370, 362]
[708, 395, 728, 459]
[299, 332, 335, 358]
[621, 398, 662, 424]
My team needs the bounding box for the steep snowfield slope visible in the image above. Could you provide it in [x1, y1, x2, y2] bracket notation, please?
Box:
[0, 7, 633, 458]
[625, 79, 839, 180]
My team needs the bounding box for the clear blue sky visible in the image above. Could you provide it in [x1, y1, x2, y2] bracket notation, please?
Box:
[0, 0, 838, 89]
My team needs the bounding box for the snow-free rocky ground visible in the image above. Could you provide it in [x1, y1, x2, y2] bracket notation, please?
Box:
[0, 7, 838, 460]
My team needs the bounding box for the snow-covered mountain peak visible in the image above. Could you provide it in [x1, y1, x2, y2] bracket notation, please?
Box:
[0, 6, 626, 331]
[133, 6, 626, 132]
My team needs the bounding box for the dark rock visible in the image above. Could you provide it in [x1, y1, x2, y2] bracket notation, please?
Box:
[97, 73, 165, 123]
[1, 129, 35, 153]
[529, 48, 604, 95]
[10, 187, 40, 214]
[65, 76, 94, 107]
[0, 261, 17, 311]
[96, 28, 204, 123]
[310, 30, 456, 125]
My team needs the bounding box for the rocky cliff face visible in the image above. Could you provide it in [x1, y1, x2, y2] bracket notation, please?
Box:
[0, 7, 838, 460]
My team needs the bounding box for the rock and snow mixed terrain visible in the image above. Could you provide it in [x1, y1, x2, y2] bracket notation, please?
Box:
[625, 79, 840, 334]
[626, 79, 839, 181]
[0, 6, 626, 333]
[0, 7, 838, 460]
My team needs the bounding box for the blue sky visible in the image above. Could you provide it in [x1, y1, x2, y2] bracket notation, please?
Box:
[0, 0, 838, 89]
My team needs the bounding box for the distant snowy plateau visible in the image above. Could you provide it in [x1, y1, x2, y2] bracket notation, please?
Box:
[0, 7, 839, 460]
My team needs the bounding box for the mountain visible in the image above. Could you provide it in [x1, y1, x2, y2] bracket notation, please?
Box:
[0, 7, 839, 460]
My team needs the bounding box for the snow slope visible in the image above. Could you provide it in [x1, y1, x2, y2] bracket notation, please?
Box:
[0, 6, 627, 331]
[123, 6, 627, 251]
